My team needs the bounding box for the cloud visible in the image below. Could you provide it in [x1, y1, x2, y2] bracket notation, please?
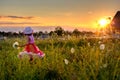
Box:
[0, 16, 34, 19]
[0, 21, 39, 25]
[88, 11, 93, 15]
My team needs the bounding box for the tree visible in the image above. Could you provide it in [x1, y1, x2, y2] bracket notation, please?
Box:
[49, 31, 54, 36]
[73, 28, 80, 37]
[54, 26, 64, 36]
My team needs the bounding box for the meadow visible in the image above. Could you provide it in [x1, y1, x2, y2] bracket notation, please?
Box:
[0, 36, 120, 80]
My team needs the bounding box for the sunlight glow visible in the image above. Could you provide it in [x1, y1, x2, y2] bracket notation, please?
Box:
[99, 19, 108, 27]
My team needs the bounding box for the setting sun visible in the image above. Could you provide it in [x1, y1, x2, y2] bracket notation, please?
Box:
[99, 19, 108, 27]
[98, 18, 111, 28]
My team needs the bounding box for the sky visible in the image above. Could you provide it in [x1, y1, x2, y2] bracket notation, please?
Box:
[0, 0, 120, 31]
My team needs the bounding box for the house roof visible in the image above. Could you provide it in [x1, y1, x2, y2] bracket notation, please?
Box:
[111, 11, 120, 30]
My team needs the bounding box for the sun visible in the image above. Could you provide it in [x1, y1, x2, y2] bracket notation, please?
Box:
[98, 18, 108, 27]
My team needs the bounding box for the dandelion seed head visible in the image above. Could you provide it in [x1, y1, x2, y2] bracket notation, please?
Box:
[13, 41, 19, 49]
[3, 37, 7, 40]
[103, 64, 107, 68]
[64, 59, 69, 65]
[88, 43, 90, 46]
[67, 35, 71, 40]
[100, 44, 105, 50]
[98, 41, 101, 44]
[71, 47, 75, 53]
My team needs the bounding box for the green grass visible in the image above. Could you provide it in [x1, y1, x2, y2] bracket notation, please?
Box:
[0, 37, 120, 80]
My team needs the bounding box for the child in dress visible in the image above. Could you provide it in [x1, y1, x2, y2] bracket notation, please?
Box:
[18, 27, 45, 61]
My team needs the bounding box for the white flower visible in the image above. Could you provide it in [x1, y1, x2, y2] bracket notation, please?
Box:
[3, 37, 7, 40]
[100, 44, 105, 50]
[13, 42, 19, 49]
[98, 41, 101, 44]
[100, 63, 107, 69]
[88, 43, 90, 46]
[67, 35, 71, 40]
[64, 59, 69, 65]
[71, 47, 75, 53]
[103, 64, 107, 68]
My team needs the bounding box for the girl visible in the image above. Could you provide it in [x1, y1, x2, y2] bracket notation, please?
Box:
[18, 27, 45, 61]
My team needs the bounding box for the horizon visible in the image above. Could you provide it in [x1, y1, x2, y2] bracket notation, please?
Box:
[0, 26, 97, 33]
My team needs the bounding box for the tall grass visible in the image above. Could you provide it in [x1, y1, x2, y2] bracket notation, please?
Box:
[0, 37, 120, 80]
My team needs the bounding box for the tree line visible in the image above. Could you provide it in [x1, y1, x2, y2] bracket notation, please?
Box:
[0, 26, 94, 38]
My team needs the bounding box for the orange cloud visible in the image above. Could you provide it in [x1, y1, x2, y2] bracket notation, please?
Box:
[0, 15, 42, 26]
[0, 21, 39, 24]
[0, 16, 34, 19]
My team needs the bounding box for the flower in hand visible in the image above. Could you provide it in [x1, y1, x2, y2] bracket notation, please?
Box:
[13, 42, 19, 49]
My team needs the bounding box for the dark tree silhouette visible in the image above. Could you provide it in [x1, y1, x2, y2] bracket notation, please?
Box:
[73, 28, 80, 37]
[38, 31, 43, 36]
[49, 31, 54, 36]
[54, 26, 64, 36]
[64, 31, 72, 35]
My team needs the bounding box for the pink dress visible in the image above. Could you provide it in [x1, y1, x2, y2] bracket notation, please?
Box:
[24, 35, 44, 56]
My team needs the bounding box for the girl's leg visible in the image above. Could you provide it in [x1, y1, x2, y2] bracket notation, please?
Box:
[18, 51, 27, 58]
[29, 54, 33, 61]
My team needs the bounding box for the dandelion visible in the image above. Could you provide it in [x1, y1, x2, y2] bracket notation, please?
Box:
[64, 59, 69, 65]
[13, 41, 19, 49]
[67, 35, 71, 40]
[100, 44, 105, 50]
[103, 64, 107, 68]
[71, 47, 75, 53]
[3, 37, 7, 40]
[98, 41, 101, 44]
[88, 42, 90, 46]
[99, 63, 107, 69]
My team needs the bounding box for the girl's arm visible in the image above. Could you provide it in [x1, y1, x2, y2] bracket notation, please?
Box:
[19, 36, 30, 47]
[18, 44, 26, 47]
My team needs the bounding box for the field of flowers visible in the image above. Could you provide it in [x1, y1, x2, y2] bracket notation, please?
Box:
[0, 37, 120, 80]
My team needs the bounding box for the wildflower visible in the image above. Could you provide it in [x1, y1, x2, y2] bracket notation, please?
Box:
[98, 41, 101, 44]
[3, 37, 7, 40]
[64, 59, 69, 65]
[88, 42, 90, 46]
[13, 41, 19, 49]
[100, 63, 107, 69]
[100, 44, 105, 50]
[71, 47, 75, 53]
[67, 35, 71, 40]
[103, 64, 107, 68]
